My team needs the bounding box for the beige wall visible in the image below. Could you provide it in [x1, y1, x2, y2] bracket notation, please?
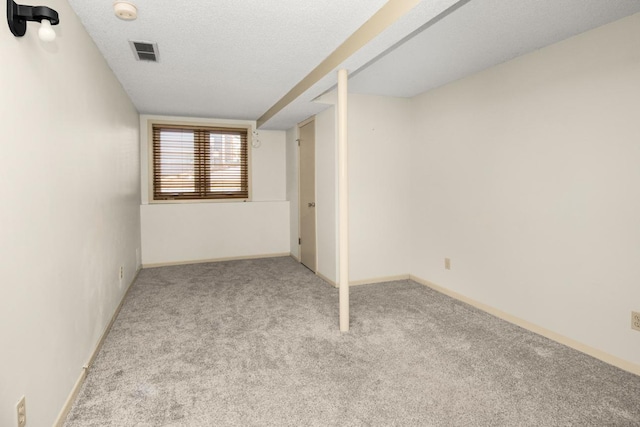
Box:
[315, 106, 339, 282]
[140, 202, 289, 265]
[284, 13, 640, 370]
[347, 94, 413, 282]
[0, 0, 141, 425]
[410, 13, 640, 366]
[285, 127, 300, 259]
[139, 115, 289, 265]
[310, 93, 414, 285]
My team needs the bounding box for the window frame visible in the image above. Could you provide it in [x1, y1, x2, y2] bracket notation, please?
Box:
[147, 119, 252, 204]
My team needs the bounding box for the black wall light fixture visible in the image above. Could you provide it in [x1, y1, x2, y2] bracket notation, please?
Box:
[7, 0, 59, 41]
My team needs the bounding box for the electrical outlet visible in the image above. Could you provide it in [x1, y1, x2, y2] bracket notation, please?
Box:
[632, 311, 640, 332]
[17, 396, 26, 427]
[444, 258, 451, 270]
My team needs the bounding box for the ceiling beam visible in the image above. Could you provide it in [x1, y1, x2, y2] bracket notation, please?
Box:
[256, 0, 421, 129]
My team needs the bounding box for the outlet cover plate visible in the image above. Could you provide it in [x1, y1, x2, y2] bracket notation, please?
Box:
[632, 311, 640, 331]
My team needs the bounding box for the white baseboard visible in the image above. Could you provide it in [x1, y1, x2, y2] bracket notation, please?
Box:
[350, 274, 410, 286]
[290, 253, 300, 262]
[142, 252, 290, 268]
[54, 267, 141, 426]
[409, 274, 640, 377]
[316, 273, 411, 288]
[317, 272, 338, 288]
[54, 367, 87, 427]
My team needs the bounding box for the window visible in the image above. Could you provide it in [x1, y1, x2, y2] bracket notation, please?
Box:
[151, 123, 249, 201]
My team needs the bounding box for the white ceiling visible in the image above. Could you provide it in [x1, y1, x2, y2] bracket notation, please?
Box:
[67, 0, 640, 130]
[349, 0, 640, 97]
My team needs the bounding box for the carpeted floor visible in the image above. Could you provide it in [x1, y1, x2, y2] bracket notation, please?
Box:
[64, 257, 640, 426]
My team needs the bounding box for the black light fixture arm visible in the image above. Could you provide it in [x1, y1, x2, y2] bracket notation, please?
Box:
[7, 0, 59, 37]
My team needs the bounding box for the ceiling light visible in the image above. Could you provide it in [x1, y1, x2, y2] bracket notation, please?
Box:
[114, 1, 137, 21]
[6, 0, 59, 42]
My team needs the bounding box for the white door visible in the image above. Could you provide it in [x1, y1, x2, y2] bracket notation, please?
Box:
[299, 120, 316, 272]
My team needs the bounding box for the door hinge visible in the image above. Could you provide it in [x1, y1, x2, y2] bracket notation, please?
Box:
[297, 139, 300, 146]
[298, 238, 301, 245]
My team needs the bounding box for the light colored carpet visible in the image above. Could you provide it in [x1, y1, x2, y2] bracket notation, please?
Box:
[65, 257, 640, 426]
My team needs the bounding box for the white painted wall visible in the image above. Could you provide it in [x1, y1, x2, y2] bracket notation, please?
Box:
[140, 115, 289, 265]
[409, 13, 640, 366]
[248, 129, 287, 201]
[140, 202, 289, 264]
[348, 94, 413, 282]
[286, 127, 300, 260]
[0, 1, 141, 425]
[315, 106, 339, 283]
[312, 93, 414, 284]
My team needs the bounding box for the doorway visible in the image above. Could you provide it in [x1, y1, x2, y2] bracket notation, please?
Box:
[299, 119, 316, 272]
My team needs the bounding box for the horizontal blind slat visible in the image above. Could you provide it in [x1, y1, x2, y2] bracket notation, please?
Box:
[152, 124, 249, 200]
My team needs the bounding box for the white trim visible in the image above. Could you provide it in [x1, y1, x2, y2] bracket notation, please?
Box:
[337, 69, 349, 332]
[54, 267, 142, 426]
[141, 115, 255, 205]
[327, 271, 640, 375]
[349, 274, 410, 286]
[296, 125, 302, 264]
[317, 272, 338, 288]
[409, 274, 640, 377]
[257, 0, 421, 127]
[54, 368, 86, 427]
[297, 116, 315, 128]
[142, 253, 290, 269]
[297, 119, 318, 273]
[290, 253, 301, 263]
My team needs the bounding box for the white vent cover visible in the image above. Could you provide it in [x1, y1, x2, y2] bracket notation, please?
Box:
[129, 40, 159, 62]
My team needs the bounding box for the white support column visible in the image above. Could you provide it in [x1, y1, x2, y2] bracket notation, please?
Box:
[337, 68, 349, 332]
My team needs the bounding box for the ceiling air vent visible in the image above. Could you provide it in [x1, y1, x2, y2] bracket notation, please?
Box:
[129, 40, 159, 62]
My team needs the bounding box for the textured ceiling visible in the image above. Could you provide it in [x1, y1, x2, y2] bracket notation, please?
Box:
[349, 0, 640, 98]
[66, 0, 388, 121]
[67, 1, 640, 130]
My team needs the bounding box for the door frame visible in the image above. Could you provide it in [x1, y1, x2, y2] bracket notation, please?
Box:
[297, 116, 317, 272]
